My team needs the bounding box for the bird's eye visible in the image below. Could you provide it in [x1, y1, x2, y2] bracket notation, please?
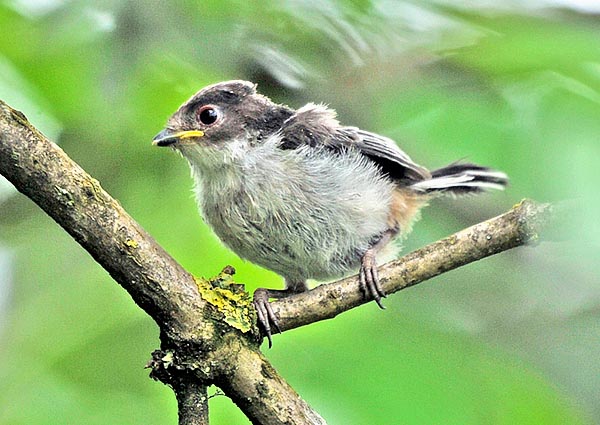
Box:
[197, 106, 220, 126]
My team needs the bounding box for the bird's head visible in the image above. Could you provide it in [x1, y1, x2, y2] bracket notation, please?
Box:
[153, 81, 293, 158]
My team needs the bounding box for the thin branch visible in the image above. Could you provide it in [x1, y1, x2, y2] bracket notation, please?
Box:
[147, 351, 210, 425]
[270, 199, 550, 332]
[175, 380, 210, 425]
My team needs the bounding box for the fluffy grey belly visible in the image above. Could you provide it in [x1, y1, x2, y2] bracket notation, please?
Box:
[205, 209, 355, 281]
[196, 147, 395, 282]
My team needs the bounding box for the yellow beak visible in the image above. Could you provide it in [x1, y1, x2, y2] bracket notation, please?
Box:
[152, 130, 205, 147]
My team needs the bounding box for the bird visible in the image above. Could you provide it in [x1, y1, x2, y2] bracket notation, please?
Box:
[153, 80, 508, 346]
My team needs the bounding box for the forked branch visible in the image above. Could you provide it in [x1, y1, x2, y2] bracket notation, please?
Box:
[0, 99, 550, 425]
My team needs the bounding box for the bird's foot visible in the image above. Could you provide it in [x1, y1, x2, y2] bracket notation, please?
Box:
[359, 250, 386, 309]
[253, 288, 281, 348]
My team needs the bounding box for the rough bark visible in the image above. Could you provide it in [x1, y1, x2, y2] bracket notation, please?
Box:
[175, 380, 210, 425]
[0, 102, 205, 343]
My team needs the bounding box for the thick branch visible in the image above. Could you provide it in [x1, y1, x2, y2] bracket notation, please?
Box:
[216, 338, 327, 425]
[0, 102, 210, 342]
[271, 200, 551, 332]
[0, 100, 325, 425]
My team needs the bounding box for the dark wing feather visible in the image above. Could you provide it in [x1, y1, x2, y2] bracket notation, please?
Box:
[277, 104, 430, 183]
[342, 128, 430, 181]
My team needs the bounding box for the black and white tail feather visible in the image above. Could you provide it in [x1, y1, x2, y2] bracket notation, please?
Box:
[411, 162, 508, 196]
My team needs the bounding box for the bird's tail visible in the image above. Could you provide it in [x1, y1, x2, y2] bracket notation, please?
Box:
[410, 162, 508, 196]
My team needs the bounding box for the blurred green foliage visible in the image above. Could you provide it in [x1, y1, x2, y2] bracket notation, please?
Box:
[0, 1, 598, 424]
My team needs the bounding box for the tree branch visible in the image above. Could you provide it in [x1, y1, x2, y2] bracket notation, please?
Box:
[174, 379, 210, 425]
[270, 199, 550, 332]
[0, 99, 551, 424]
[0, 101, 205, 342]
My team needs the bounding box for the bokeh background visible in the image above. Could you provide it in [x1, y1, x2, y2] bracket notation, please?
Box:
[0, 0, 599, 424]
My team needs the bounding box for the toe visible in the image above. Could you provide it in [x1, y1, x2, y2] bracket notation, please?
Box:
[360, 254, 386, 309]
[253, 289, 281, 348]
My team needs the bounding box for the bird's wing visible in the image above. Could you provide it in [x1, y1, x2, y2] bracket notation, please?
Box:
[277, 103, 430, 182]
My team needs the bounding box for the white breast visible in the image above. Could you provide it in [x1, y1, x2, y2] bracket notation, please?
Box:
[185, 137, 395, 282]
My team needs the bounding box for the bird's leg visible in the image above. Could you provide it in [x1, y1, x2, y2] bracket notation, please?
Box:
[359, 227, 399, 309]
[253, 279, 308, 348]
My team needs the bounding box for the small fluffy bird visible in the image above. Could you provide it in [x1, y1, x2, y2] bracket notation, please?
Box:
[153, 80, 507, 345]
